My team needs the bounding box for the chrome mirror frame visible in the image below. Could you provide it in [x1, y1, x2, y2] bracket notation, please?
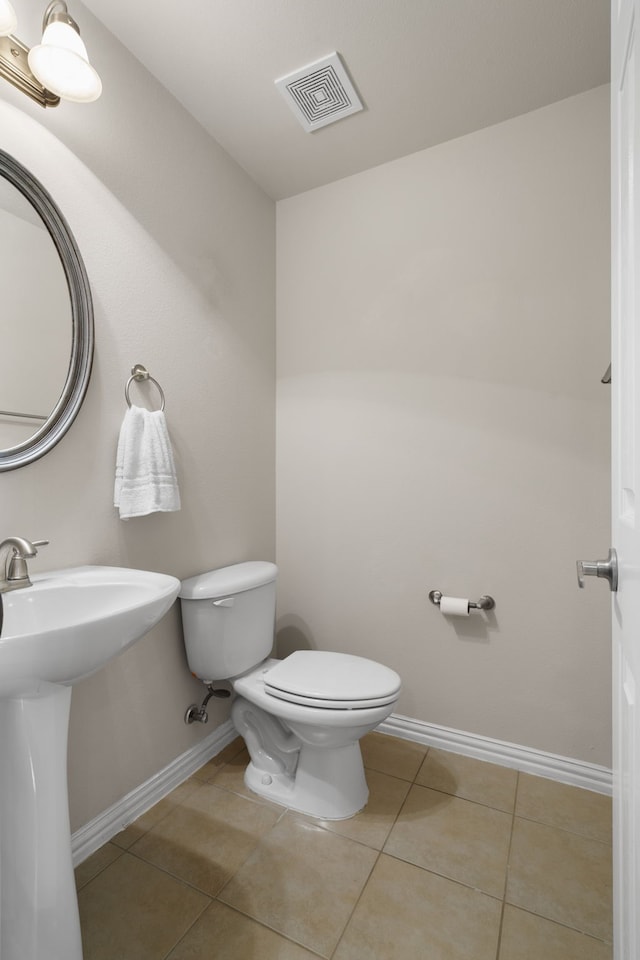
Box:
[0, 149, 93, 470]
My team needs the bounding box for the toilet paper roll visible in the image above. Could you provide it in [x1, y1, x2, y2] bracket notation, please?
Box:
[439, 596, 470, 616]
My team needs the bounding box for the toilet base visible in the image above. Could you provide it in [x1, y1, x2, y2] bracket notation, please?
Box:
[244, 741, 369, 820]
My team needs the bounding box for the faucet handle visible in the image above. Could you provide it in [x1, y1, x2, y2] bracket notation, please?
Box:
[7, 539, 48, 558]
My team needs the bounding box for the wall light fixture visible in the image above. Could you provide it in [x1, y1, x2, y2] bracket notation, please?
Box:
[0, 0, 17, 37]
[0, 0, 101, 107]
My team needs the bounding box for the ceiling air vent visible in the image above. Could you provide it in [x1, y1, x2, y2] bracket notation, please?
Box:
[275, 52, 363, 133]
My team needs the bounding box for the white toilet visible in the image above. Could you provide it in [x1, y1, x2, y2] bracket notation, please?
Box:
[179, 561, 401, 819]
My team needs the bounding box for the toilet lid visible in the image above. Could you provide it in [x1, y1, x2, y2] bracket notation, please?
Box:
[264, 651, 401, 710]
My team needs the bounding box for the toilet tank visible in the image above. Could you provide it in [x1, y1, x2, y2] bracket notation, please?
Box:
[179, 561, 277, 682]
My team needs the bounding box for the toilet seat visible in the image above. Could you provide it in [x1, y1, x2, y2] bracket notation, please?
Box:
[263, 650, 401, 710]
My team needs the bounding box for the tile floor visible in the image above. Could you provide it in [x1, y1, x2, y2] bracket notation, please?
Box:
[75, 733, 613, 960]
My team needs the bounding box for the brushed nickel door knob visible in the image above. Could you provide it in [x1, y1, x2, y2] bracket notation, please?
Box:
[577, 548, 618, 592]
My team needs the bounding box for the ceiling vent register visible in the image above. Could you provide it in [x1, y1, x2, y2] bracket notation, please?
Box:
[275, 52, 363, 133]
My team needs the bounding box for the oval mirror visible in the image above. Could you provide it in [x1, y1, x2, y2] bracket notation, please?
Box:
[0, 149, 93, 470]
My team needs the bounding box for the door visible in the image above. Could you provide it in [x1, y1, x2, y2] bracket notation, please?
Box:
[612, 1, 640, 956]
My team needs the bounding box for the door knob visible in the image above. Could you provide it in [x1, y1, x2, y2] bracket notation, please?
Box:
[576, 548, 618, 592]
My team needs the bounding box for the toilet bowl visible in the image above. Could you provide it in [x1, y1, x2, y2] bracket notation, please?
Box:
[179, 561, 401, 819]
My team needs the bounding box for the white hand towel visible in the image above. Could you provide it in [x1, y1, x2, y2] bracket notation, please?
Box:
[114, 405, 181, 519]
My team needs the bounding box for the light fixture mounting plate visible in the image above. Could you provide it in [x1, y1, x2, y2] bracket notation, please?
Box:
[0, 34, 59, 107]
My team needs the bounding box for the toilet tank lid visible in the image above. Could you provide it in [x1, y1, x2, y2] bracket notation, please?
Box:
[179, 561, 277, 600]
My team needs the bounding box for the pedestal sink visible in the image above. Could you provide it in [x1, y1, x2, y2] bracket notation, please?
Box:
[0, 565, 181, 960]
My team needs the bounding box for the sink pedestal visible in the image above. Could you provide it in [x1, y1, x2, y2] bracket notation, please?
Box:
[0, 681, 81, 960]
[0, 564, 182, 959]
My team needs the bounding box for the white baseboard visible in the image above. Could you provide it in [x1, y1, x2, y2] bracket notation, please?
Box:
[71, 719, 237, 866]
[379, 713, 613, 796]
[72, 712, 613, 866]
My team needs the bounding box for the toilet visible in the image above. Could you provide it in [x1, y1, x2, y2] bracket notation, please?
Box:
[179, 561, 401, 819]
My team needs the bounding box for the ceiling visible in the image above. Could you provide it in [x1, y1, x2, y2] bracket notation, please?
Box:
[82, 0, 610, 201]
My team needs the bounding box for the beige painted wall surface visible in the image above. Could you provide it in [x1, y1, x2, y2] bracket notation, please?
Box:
[277, 86, 611, 766]
[0, 0, 275, 830]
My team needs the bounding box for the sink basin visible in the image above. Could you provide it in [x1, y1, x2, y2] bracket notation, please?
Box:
[0, 564, 180, 960]
[0, 564, 180, 688]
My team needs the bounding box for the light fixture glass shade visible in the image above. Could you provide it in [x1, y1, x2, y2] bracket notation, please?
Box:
[28, 20, 101, 102]
[0, 0, 17, 37]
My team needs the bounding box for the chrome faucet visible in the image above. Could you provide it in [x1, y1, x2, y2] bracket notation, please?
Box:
[0, 537, 48, 593]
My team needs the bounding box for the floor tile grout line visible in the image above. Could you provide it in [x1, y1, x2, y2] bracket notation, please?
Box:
[505, 774, 612, 947]
[209, 805, 375, 960]
[110, 775, 206, 853]
[494, 770, 520, 960]
[159, 892, 212, 960]
[239, 743, 428, 959]
[328, 849, 383, 960]
[379, 847, 505, 902]
[201, 766, 413, 857]
[82, 833, 379, 960]
[503, 901, 614, 945]
[404, 779, 519, 816]
[75, 842, 127, 892]
[331, 741, 510, 957]
[220, 900, 329, 958]
[120, 797, 300, 908]
[379, 741, 514, 905]
[173, 898, 329, 960]
[363, 765, 424, 784]
[193, 779, 292, 822]
[212, 827, 276, 905]
[512, 810, 613, 846]
[117, 843, 225, 901]
[362, 734, 429, 785]
[387, 753, 612, 843]
[118, 779, 388, 907]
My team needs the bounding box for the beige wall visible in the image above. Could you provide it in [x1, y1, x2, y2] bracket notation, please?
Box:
[0, 1, 275, 830]
[276, 86, 611, 766]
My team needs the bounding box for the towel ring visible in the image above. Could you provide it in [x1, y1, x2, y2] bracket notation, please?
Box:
[125, 364, 166, 412]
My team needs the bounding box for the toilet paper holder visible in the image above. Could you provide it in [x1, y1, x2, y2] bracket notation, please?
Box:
[428, 590, 495, 611]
